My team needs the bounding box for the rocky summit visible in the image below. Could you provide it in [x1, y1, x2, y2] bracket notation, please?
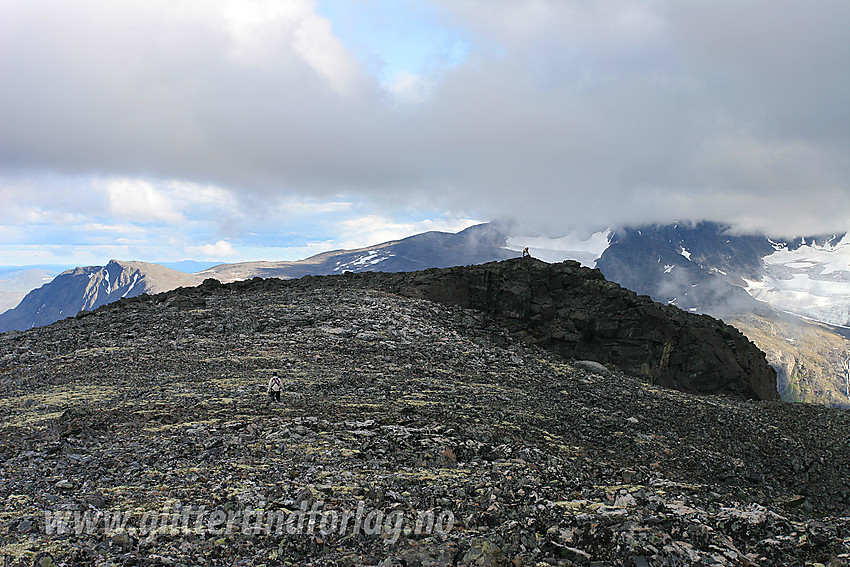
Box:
[339, 259, 778, 401]
[2, 261, 850, 566]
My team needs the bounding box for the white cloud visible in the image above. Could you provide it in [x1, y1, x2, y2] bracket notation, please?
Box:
[0, 175, 105, 224]
[103, 178, 184, 223]
[186, 240, 241, 259]
[439, 1, 665, 48]
[336, 214, 481, 248]
[16, 208, 87, 226]
[1, 0, 849, 241]
[98, 177, 244, 225]
[383, 71, 434, 105]
[167, 180, 240, 208]
[81, 223, 148, 235]
[270, 198, 352, 216]
[222, 0, 361, 95]
[0, 244, 133, 267]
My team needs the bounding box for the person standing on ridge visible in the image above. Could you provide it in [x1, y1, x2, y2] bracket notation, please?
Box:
[267, 373, 282, 403]
[522, 247, 531, 258]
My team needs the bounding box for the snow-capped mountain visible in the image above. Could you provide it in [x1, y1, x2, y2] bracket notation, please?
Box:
[593, 223, 850, 406]
[0, 261, 200, 332]
[596, 222, 850, 326]
[744, 235, 850, 327]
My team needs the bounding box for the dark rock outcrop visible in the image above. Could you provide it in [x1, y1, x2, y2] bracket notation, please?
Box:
[337, 258, 778, 400]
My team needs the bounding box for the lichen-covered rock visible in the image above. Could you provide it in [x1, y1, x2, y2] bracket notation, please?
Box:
[1, 265, 845, 567]
[462, 540, 511, 567]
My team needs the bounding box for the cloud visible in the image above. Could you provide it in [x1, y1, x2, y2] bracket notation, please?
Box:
[186, 240, 241, 259]
[103, 178, 184, 223]
[1, 0, 849, 239]
[335, 214, 480, 248]
[222, 0, 360, 94]
[384, 71, 434, 105]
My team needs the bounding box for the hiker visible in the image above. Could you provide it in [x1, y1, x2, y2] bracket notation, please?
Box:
[522, 247, 530, 258]
[267, 373, 282, 403]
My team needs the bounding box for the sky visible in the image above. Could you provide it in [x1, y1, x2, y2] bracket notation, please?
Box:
[1, 0, 849, 267]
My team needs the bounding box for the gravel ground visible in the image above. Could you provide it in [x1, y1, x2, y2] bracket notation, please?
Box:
[1, 278, 850, 566]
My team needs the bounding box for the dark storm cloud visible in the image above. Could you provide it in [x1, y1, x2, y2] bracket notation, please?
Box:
[1, 0, 848, 237]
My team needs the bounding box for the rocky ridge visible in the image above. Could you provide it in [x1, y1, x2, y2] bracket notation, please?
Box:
[1, 264, 849, 566]
[336, 259, 778, 401]
[0, 268, 850, 567]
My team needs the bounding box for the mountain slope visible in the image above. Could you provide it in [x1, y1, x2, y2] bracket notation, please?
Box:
[200, 222, 517, 281]
[0, 261, 200, 332]
[728, 312, 850, 407]
[0, 268, 59, 314]
[596, 222, 849, 322]
[595, 222, 850, 406]
[744, 233, 850, 327]
[596, 222, 775, 316]
[1, 264, 848, 566]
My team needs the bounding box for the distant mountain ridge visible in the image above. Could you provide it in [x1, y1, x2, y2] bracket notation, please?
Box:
[0, 260, 198, 332]
[3, 220, 850, 407]
[596, 222, 849, 321]
[594, 222, 850, 406]
[0, 224, 519, 332]
[4, 221, 849, 332]
[4, 220, 850, 332]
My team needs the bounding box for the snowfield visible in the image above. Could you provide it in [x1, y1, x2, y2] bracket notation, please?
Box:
[744, 235, 850, 326]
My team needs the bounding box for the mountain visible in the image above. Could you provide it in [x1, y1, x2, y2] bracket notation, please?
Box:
[0, 260, 200, 332]
[595, 222, 849, 322]
[595, 222, 850, 406]
[1, 260, 847, 566]
[745, 233, 850, 327]
[1, 223, 619, 333]
[3, 220, 850, 407]
[0, 224, 519, 333]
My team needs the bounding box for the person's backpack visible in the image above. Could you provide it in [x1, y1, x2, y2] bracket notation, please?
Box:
[271, 376, 281, 390]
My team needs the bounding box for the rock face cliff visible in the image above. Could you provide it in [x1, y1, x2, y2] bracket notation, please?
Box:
[337, 258, 778, 401]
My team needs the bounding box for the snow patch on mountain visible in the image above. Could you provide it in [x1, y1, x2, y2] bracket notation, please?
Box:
[122, 273, 140, 298]
[743, 234, 850, 326]
[333, 251, 395, 272]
